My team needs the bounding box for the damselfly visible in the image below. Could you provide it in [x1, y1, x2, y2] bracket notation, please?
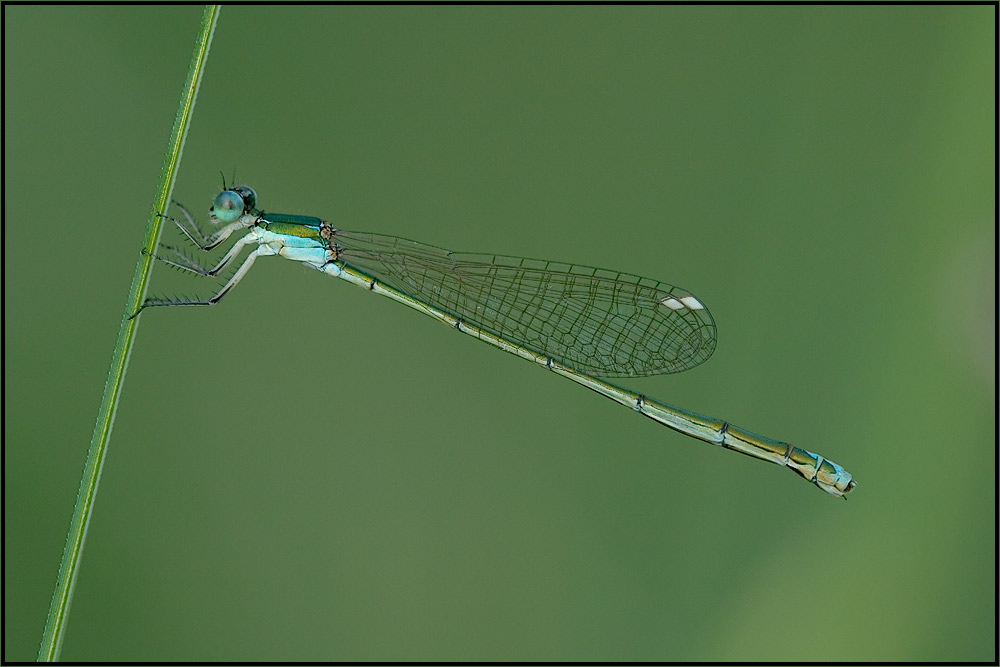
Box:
[137, 185, 856, 497]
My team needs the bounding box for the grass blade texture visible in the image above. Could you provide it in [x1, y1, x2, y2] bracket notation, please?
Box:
[36, 6, 221, 661]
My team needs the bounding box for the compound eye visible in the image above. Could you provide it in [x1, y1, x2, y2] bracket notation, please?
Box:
[228, 185, 257, 212]
[211, 189, 247, 223]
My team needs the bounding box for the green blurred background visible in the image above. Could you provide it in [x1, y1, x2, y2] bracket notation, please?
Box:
[4, 5, 994, 662]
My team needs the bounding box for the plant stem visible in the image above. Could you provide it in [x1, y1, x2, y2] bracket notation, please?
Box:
[36, 6, 221, 661]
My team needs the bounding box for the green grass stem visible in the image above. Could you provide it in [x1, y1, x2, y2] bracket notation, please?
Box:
[36, 6, 221, 661]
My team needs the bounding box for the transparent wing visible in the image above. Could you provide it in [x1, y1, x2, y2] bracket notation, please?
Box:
[332, 230, 717, 378]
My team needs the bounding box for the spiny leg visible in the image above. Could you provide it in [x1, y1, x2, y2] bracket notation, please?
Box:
[154, 233, 259, 278]
[153, 244, 215, 275]
[163, 200, 248, 251]
[134, 245, 270, 316]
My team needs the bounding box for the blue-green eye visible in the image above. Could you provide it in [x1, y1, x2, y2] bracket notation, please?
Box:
[211, 185, 257, 223]
[211, 190, 245, 223]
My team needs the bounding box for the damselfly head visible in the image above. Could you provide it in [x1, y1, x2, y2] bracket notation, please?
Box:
[210, 185, 258, 224]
